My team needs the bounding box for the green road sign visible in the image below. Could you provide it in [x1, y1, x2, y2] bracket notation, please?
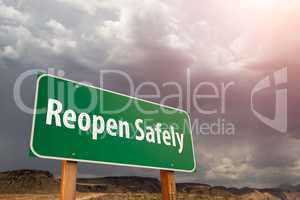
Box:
[30, 74, 196, 172]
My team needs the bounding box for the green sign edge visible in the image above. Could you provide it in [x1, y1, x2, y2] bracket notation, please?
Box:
[30, 73, 197, 173]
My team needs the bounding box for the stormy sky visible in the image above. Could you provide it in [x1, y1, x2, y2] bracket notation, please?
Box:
[0, 0, 300, 188]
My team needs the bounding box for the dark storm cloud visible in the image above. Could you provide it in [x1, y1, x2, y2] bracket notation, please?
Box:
[0, 0, 300, 188]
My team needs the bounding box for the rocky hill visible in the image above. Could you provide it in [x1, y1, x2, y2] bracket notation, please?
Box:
[0, 169, 300, 200]
[0, 170, 59, 194]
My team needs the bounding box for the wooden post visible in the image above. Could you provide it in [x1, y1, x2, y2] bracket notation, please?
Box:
[160, 170, 176, 200]
[60, 160, 78, 200]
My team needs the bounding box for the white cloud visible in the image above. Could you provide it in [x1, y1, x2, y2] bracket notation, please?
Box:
[50, 38, 77, 54]
[46, 19, 72, 36]
[0, 24, 77, 61]
[0, 25, 50, 56]
[90, 0, 195, 67]
[206, 157, 252, 180]
[0, 45, 18, 59]
[55, 0, 110, 15]
[163, 34, 192, 50]
[0, 1, 29, 23]
[44, 19, 77, 54]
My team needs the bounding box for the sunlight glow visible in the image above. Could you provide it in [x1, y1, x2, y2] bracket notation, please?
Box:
[253, 0, 285, 7]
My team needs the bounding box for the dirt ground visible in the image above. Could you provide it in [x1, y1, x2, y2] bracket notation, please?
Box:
[0, 193, 201, 200]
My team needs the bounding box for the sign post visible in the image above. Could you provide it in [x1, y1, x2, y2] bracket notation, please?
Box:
[60, 161, 78, 200]
[160, 170, 176, 200]
[30, 74, 196, 200]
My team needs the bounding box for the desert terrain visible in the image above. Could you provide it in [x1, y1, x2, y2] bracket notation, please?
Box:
[0, 170, 300, 200]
